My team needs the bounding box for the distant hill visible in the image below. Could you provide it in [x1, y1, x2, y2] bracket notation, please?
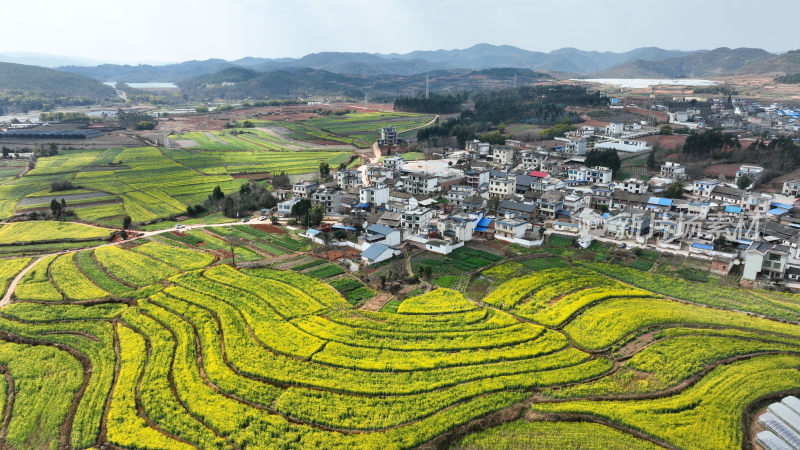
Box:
[595, 47, 774, 78]
[736, 50, 800, 75]
[55, 44, 697, 81]
[0, 52, 104, 68]
[0, 61, 115, 100]
[178, 67, 554, 100]
[60, 59, 237, 83]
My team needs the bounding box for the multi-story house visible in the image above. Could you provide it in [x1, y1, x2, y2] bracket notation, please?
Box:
[587, 166, 613, 184]
[382, 155, 404, 172]
[565, 138, 587, 156]
[312, 188, 342, 216]
[615, 178, 648, 195]
[489, 177, 516, 198]
[660, 161, 687, 180]
[359, 185, 389, 207]
[401, 207, 434, 233]
[742, 241, 790, 280]
[783, 179, 800, 197]
[492, 146, 517, 166]
[464, 168, 490, 190]
[292, 181, 318, 198]
[735, 165, 764, 188]
[537, 190, 565, 220]
[494, 214, 529, 241]
[446, 185, 476, 207]
[692, 179, 720, 198]
[406, 174, 439, 195]
[336, 170, 363, 189]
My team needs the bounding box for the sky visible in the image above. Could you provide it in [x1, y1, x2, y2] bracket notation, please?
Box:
[1, 0, 797, 64]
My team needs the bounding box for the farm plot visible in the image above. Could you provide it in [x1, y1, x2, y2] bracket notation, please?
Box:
[1, 251, 800, 449]
[0, 221, 111, 245]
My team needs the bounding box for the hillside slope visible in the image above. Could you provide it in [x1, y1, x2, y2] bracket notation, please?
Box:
[595, 47, 774, 78]
[0, 61, 116, 99]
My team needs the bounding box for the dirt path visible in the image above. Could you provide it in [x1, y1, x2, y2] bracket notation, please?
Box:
[359, 292, 394, 311]
[203, 131, 226, 144]
[0, 255, 42, 306]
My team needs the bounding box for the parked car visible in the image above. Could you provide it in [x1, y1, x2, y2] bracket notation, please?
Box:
[259, 216, 266, 221]
[175, 224, 185, 229]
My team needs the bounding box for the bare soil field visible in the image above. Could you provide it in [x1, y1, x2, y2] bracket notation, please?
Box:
[702, 163, 740, 178]
[160, 102, 395, 133]
[642, 135, 686, 149]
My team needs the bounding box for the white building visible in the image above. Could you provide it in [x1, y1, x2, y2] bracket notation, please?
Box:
[783, 179, 800, 197]
[336, 170, 363, 189]
[693, 179, 720, 198]
[660, 161, 687, 180]
[446, 185, 476, 206]
[567, 166, 588, 182]
[382, 155, 404, 172]
[735, 165, 764, 188]
[277, 197, 302, 216]
[594, 139, 649, 153]
[615, 178, 648, 195]
[406, 174, 439, 195]
[489, 177, 517, 198]
[605, 122, 624, 137]
[361, 243, 399, 265]
[492, 147, 517, 166]
[292, 181, 318, 198]
[401, 207, 434, 232]
[359, 185, 389, 206]
[494, 214, 529, 241]
[565, 138, 587, 156]
[437, 213, 482, 242]
[364, 224, 401, 247]
[587, 166, 613, 184]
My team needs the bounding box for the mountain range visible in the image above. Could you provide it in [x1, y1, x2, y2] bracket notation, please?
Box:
[53, 44, 793, 82]
[1, 44, 799, 108]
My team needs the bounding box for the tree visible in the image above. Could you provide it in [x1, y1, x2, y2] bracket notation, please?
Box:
[272, 172, 291, 190]
[319, 162, 330, 180]
[497, 123, 506, 134]
[1, 148, 8, 158]
[291, 198, 312, 221]
[663, 181, 684, 199]
[737, 174, 754, 190]
[122, 216, 132, 230]
[309, 203, 324, 227]
[659, 125, 673, 135]
[195, 104, 209, 113]
[222, 196, 237, 218]
[242, 120, 255, 128]
[646, 151, 657, 170]
[212, 186, 225, 202]
[338, 162, 348, 171]
[333, 229, 348, 241]
[585, 149, 621, 173]
[487, 196, 501, 213]
[60, 198, 67, 210]
[50, 199, 61, 217]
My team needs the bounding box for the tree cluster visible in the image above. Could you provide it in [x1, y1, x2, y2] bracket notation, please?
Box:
[394, 92, 466, 114]
[117, 109, 158, 129]
[584, 149, 621, 173]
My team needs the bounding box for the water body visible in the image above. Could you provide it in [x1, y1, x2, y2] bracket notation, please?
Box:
[103, 81, 178, 89]
[573, 78, 718, 89]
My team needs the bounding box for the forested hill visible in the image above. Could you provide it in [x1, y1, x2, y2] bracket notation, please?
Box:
[0, 62, 117, 111]
[0, 62, 115, 98]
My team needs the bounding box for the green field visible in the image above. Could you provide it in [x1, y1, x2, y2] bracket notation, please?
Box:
[260, 111, 433, 148]
[0, 234, 797, 448]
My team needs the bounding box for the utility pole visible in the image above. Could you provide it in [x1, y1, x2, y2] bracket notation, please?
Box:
[425, 74, 429, 100]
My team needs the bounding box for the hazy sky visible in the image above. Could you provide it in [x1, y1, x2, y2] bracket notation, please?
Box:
[1, 0, 797, 64]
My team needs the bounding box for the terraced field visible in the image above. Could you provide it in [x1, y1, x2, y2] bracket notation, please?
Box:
[1, 246, 799, 449]
[0, 144, 348, 227]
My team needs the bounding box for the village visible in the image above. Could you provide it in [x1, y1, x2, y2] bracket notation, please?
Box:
[271, 98, 800, 290]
